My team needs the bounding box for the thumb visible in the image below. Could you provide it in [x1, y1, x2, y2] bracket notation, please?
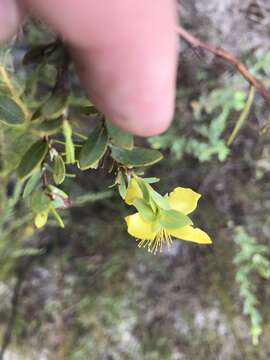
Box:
[22, 0, 178, 136]
[0, 0, 23, 42]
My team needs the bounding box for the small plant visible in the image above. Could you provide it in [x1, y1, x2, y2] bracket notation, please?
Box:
[233, 226, 270, 345]
[149, 50, 270, 163]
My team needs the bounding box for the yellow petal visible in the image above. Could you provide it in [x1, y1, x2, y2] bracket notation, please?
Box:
[125, 213, 156, 240]
[125, 179, 143, 205]
[169, 187, 201, 215]
[169, 225, 212, 244]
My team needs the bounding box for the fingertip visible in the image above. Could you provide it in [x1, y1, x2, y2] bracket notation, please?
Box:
[110, 94, 175, 137]
[0, 0, 23, 42]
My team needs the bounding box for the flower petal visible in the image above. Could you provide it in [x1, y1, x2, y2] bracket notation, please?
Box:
[125, 213, 156, 240]
[169, 225, 212, 244]
[169, 187, 201, 215]
[125, 179, 143, 205]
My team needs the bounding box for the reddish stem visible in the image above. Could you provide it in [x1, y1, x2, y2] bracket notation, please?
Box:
[176, 25, 270, 103]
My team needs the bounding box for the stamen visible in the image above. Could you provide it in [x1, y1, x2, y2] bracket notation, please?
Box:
[136, 229, 173, 255]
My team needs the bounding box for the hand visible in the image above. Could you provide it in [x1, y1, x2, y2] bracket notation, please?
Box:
[0, 0, 178, 136]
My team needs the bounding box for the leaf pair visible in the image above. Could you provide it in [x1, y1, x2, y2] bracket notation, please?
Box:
[79, 121, 163, 170]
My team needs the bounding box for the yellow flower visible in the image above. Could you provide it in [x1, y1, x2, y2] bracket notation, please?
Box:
[125, 185, 212, 254]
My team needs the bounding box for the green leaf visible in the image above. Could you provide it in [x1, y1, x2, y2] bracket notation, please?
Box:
[106, 120, 134, 150]
[0, 95, 25, 126]
[47, 45, 68, 65]
[63, 120, 75, 164]
[79, 126, 108, 170]
[78, 105, 99, 116]
[117, 171, 127, 199]
[17, 139, 48, 180]
[110, 146, 163, 167]
[135, 178, 159, 213]
[53, 155, 66, 185]
[22, 43, 56, 65]
[31, 117, 63, 135]
[41, 92, 69, 119]
[34, 211, 48, 229]
[160, 209, 192, 229]
[31, 189, 51, 213]
[137, 178, 151, 202]
[31, 107, 42, 122]
[50, 206, 65, 228]
[149, 189, 170, 210]
[143, 177, 160, 184]
[22, 169, 42, 198]
[133, 198, 156, 222]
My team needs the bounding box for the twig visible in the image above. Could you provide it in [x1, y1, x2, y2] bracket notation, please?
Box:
[176, 26, 270, 104]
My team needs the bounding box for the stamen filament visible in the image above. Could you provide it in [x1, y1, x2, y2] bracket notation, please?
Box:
[136, 228, 173, 255]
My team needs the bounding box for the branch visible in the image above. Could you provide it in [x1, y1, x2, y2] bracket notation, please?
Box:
[176, 25, 270, 104]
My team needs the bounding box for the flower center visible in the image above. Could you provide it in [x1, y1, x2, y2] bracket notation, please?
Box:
[136, 228, 173, 255]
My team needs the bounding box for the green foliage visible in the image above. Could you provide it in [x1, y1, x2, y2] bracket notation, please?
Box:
[22, 169, 42, 198]
[110, 145, 163, 167]
[233, 226, 270, 345]
[79, 125, 109, 170]
[106, 119, 134, 150]
[0, 95, 25, 126]
[16, 139, 48, 180]
[41, 90, 69, 119]
[150, 50, 270, 163]
[159, 209, 191, 229]
[0, 35, 166, 231]
[52, 153, 66, 185]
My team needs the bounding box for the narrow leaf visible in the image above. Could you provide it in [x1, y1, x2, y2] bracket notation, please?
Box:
[31, 117, 63, 135]
[41, 92, 69, 119]
[160, 209, 192, 229]
[0, 95, 25, 126]
[117, 171, 127, 199]
[17, 139, 48, 180]
[110, 146, 163, 167]
[53, 155, 66, 185]
[79, 126, 108, 170]
[133, 198, 156, 221]
[143, 177, 160, 184]
[50, 206, 65, 228]
[149, 189, 171, 210]
[22, 169, 42, 198]
[106, 120, 134, 149]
